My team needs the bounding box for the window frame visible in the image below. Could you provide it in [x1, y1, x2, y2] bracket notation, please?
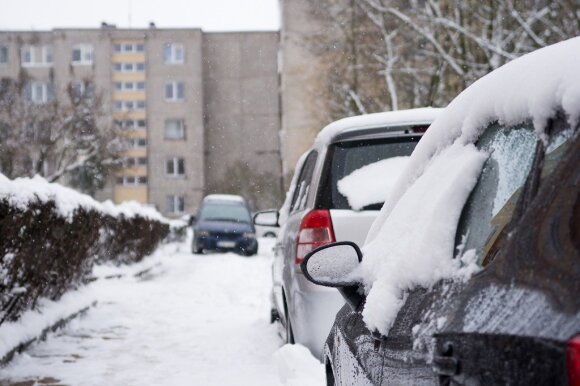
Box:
[0, 46, 8, 65]
[163, 43, 185, 64]
[166, 195, 185, 214]
[71, 44, 93, 65]
[164, 81, 185, 102]
[165, 157, 186, 177]
[164, 119, 186, 140]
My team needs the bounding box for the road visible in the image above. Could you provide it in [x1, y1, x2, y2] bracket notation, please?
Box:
[1, 237, 296, 385]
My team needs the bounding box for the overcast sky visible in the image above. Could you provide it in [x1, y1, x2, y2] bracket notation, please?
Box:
[0, 0, 280, 31]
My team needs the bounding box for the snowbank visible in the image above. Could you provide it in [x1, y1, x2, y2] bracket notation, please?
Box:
[0, 173, 168, 223]
[274, 344, 325, 386]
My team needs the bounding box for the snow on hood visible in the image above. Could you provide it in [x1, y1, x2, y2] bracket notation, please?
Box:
[314, 107, 442, 147]
[359, 37, 580, 336]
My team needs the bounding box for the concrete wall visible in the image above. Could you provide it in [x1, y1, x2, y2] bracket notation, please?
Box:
[202, 32, 282, 211]
[144, 29, 206, 215]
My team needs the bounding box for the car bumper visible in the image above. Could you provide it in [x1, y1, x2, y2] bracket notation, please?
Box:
[194, 235, 258, 253]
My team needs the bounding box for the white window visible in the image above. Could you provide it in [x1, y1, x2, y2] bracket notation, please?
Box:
[125, 138, 147, 148]
[116, 176, 147, 186]
[166, 158, 185, 177]
[72, 44, 93, 65]
[114, 43, 145, 53]
[114, 100, 146, 111]
[164, 119, 185, 140]
[166, 195, 185, 214]
[113, 62, 145, 73]
[163, 43, 184, 64]
[24, 81, 54, 104]
[0, 46, 7, 64]
[114, 81, 146, 91]
[165, 81, 184, 101]
[70, 80, 93, 100]
[21, 45, 53, 67]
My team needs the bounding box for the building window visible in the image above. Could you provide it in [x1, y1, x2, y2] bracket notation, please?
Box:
[125, 138, 147, 148]
[166, 195, 185, 214]
[163, 43, 184, 64]
[71, 44, 93, 65]
[164, 119, 185, 140]
[24, 81, 54, 104]
[113, 62, 145, 73]
[0, 46, 7, 64]
[114, 81, 146, 91]
[116, 176, 148, 186]
[21, 45, 53, 67]
[165, 81, 184, 102]
[166, 157, 185, 177]
[123, 157, 148, 167]
[70, 80, 94, 101]
[114, 43, 145, 53]
[114, 100, 146, 111]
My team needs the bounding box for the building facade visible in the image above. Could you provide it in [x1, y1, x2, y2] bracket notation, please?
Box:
[0, 27, 282, 216]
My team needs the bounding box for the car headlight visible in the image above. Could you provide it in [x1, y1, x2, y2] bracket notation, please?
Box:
[196, 230, 210, 237]
[243, 232, 256, 239]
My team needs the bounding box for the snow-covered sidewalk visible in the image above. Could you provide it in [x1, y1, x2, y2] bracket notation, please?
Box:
[1, 237, 324, 385]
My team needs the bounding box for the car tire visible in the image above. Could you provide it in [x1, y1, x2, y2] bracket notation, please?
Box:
[264, 232, 276, 238]
[192, 243, 203, 254]
[242, 248, 257, 257]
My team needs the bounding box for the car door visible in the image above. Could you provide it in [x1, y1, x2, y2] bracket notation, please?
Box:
[430, 119, 579, 385]
[272, 150, 318, 327]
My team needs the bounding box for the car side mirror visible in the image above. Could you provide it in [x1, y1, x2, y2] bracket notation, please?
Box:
[253, 210, 279, 227]
[300, 241, 362, 287]
[300, 241, 364, 311]
[188, 215, 197, 226]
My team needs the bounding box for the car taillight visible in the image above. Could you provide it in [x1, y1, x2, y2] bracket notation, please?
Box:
[568, 335, 580, 386]
[295, 209, 335, 265]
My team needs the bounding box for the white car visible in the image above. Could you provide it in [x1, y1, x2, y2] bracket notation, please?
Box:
[255, 107, 442, 359]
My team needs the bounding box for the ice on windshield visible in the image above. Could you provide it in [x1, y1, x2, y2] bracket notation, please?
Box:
[337, 156, 409, 211]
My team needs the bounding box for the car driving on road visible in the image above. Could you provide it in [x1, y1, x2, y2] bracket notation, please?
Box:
[300, 37, 580, 385]
[191, 194, 258, 256]
[255, 108, 442, 359]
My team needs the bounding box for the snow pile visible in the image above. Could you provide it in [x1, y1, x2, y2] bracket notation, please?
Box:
[360, 37, 580, 336]
[337, 156, 409, 210]
[274, 344, 325, 386]
[0, 173, 168, 223]
[359, 142, 486, 334]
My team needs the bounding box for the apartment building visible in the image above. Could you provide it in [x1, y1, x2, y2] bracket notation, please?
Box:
[0, 27, 281, 217]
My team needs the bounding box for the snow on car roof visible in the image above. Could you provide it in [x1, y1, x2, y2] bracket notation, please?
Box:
[314, 107, 443, 146]
[359, 37, 580, 336]
[203, 194, 246, 203]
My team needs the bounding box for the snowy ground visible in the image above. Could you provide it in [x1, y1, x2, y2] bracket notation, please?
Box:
[0, 235, 324, 385]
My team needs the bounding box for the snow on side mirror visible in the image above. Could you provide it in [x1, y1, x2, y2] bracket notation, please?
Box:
[300, 241, 362, 287]
[253, 210, 279, 227]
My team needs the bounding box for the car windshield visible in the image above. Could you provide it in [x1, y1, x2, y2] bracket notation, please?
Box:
[319, 136, 420, 210]
[199, 202, 251, 224]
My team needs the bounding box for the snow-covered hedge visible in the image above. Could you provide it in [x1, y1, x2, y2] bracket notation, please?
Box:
[0, 174, 172, 324]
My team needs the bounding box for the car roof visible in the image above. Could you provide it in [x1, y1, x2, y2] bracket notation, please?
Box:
[203, 194, 246, 204]
[314, 107, 443, 147]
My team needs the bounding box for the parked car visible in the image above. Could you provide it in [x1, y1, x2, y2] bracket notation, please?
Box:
[253, 212, 279, 238]
[254, 107, 442, 359]
[300, 38, 580, 385]
[191, 194, 258, 256]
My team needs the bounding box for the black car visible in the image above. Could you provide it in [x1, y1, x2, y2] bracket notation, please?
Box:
[300, 39, 580, 385]
[191, 194, 258, 256]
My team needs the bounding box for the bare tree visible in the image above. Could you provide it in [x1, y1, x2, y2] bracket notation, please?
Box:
[304, 0, 580, 116]
[0, 74, 122, 195]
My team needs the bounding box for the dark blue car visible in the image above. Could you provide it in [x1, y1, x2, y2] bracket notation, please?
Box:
[191, 195, 258, 256]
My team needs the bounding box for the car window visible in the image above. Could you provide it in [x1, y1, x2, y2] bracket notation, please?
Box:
[319, 137, 419, 210]
[199, 203, 251, 224]
[289, 150, 317, 213]
[454, 123, 538, 266]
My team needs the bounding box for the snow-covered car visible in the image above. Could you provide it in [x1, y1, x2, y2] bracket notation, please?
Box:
[255, 108, 442, 359]
[301, 38, 580, 385]
[191, 194, 258, 256]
